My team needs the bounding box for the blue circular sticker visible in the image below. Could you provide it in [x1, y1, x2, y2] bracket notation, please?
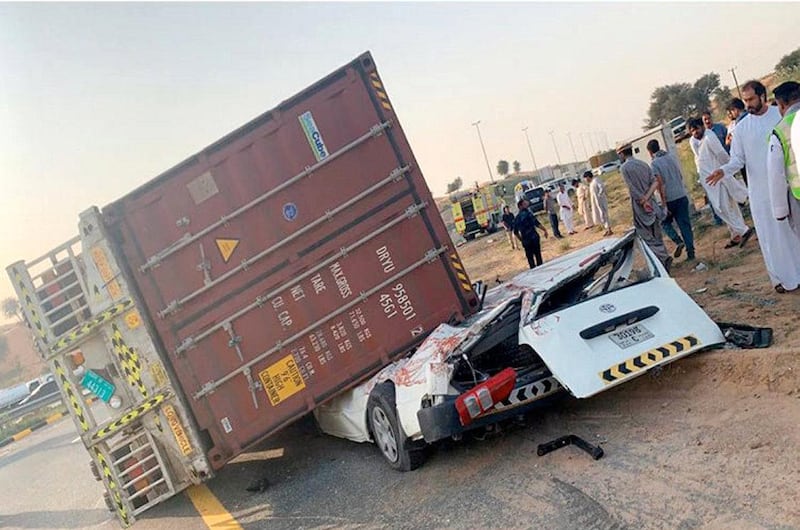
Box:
[283, 202, 298, 221]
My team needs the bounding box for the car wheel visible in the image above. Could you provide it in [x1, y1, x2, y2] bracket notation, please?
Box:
[367, 383, 427, 471]
[465, 233, 476, 241]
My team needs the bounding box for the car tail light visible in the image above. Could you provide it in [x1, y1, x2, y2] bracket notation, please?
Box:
[455, 368, 516, 426]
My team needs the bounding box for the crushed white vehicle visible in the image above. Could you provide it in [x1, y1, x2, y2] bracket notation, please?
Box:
[315, 231, 725, 470]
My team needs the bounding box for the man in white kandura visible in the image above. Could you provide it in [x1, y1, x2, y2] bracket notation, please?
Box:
[687, 117, 753, 249]
[708, 80, 800, 294]
[584, 171, 612, 236]
[574, 178, 593, 230]
[556, 182, 576, 235]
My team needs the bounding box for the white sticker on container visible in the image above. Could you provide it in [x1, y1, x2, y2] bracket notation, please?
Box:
[298, 111, 329, 161]
[187, 171, 219, 205]
[221, 417, 232, 433]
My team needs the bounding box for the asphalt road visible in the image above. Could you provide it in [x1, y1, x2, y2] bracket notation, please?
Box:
[1, 365, 798, 530]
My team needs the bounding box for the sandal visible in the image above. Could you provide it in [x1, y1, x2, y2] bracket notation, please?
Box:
[739, 227, 754, 248]
[724, 238, 740, 249]
[776, 284, 787, 294]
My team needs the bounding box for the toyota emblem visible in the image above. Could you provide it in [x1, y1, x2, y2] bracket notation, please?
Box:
[599, 303, 616, 313]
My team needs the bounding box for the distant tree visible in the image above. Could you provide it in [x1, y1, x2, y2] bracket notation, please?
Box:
[776, 47, 800, 73]
[645, 83, 694, 129]
[2, 298, 20, 322]
[644, 73, 721, 129]
[775, 65, 800, 86]
[446, 176, 463, 194]
[692, 73, 720, 104]
[512, 160, 521, 173]
[712, 86, 733, 120]
[496, 160, 509, 178]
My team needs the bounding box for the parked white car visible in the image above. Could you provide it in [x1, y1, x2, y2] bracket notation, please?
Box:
[669, 116, 689, 143]
[593, 161, 621, 176]
[315, 231, 725, 470]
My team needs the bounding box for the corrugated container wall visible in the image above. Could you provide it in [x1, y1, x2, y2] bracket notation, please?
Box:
[101, 52, 479, 467]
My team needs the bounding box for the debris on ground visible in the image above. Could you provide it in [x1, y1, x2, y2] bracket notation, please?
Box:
[716, 322, 773, 349]
[537, 434, 604, 460]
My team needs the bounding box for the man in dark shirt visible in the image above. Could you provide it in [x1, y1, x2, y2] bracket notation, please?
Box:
[501, 205, 518, 250]
[703, 110, 730, 154]
[543, 189, 564, 238]
[513, 199, 549, 268]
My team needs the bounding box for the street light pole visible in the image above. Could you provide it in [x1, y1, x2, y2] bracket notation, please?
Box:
[522, 127, 539, 174]
[472, 120, 494, 184]
[566, 132, 578, 163]
[586, 131, 596, 154]
[579, 132, 589, 160]
[729, 66, 742, 100]
[548, 130, 562, 166]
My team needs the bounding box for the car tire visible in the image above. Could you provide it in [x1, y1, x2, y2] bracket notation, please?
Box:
[367, 382, 427, 472]
[465, 233, 476, 241]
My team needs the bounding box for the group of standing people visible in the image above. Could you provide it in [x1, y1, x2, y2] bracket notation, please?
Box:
[499, 78, 800, 287]
[617, 79, 800, 294]
[501, 171, 613, 270]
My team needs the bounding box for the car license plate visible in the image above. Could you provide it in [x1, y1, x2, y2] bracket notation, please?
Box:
[608, 324, 654, 349]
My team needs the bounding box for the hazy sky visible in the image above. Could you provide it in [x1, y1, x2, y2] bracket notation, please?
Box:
[1, 2, 798, 319]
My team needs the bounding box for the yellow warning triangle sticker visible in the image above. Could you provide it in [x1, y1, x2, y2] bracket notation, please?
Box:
[215, 238, 240, 263]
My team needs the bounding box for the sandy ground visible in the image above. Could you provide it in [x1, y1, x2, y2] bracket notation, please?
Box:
[449, 174, 800, 528]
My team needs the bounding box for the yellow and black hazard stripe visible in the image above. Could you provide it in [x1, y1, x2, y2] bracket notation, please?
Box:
[600, 335, 700, 384]
[369, 72, 392, 112]
[110, 322, 148, 399]
[53, 358, 90, 432]
[93, 447, 130, 526]
[449, 253, 472, 292]
[50, 299, 134, 355]
[91, 393, 168, 443]
[11, 266, 49, 346]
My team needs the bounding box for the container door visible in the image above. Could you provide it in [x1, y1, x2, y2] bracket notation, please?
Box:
[473, 194, 489, 227]
[452, 202, 466, 235]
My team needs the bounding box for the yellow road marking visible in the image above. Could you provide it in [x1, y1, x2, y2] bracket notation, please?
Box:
[45, 413, 64, 424]
[186, 484, 243, 529]
[12, 428, 32, 441]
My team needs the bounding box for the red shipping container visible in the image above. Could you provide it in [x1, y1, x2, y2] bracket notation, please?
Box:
[102, 52, 479, 467]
